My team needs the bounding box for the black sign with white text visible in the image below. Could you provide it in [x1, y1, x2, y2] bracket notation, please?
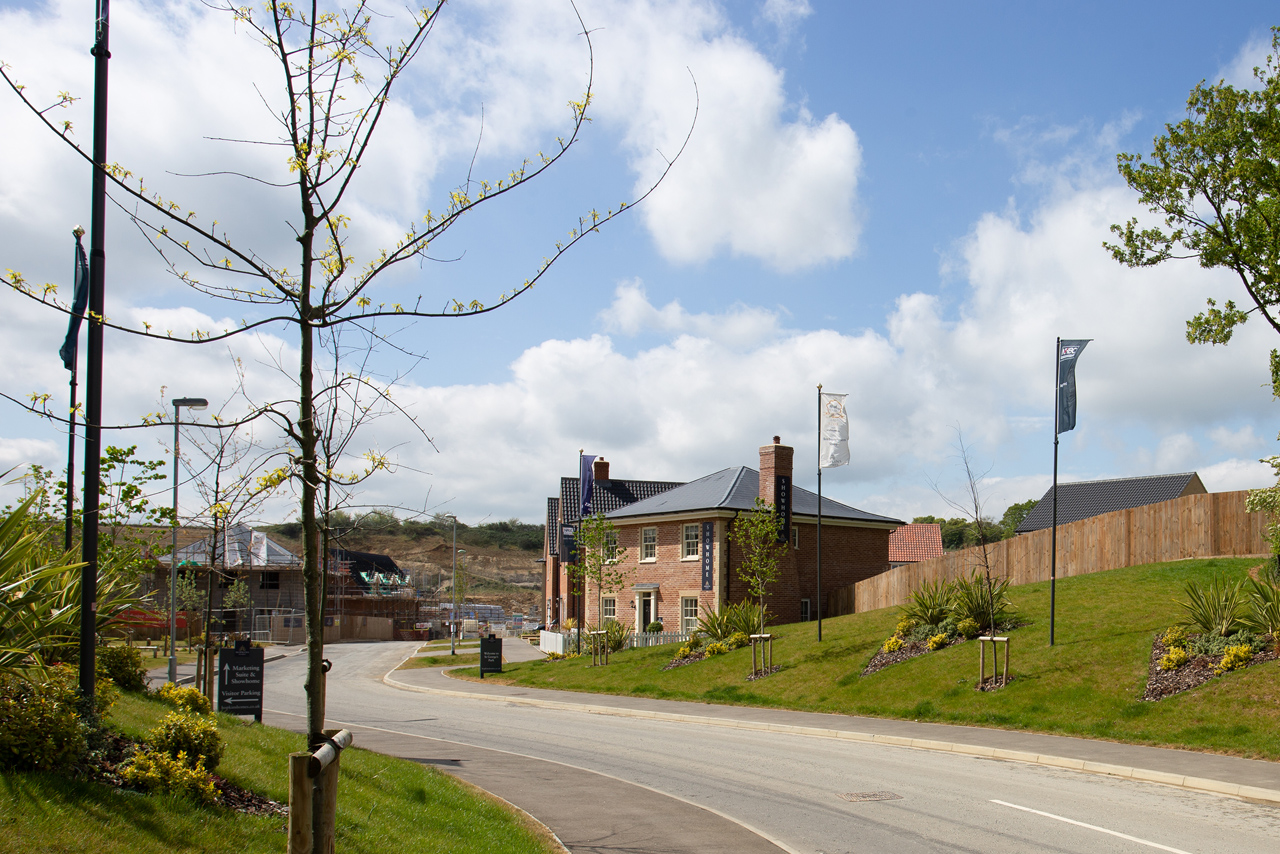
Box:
[218, 645, 264, 721]
[775, 475, 792, 543]
[701, 521, 714, 591]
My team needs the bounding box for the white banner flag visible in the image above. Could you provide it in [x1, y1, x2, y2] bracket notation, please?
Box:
[819, 392, 850, 468]
[250, 531, 268, 567]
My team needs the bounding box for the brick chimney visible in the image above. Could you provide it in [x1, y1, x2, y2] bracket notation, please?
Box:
[758, 436, 792, 505]
[593, 457, 610, 482]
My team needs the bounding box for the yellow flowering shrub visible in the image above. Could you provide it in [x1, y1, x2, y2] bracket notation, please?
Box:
[1158, 646, 1189, 671]
[1214, 644, 1253, 676]
[121, 749, 218, 806]
[927, 633, 949, 651]
[882, 636, 903, 653]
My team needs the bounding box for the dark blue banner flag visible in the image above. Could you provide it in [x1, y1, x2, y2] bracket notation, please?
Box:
[579, 454, 597, 517]
[1056, 339, 1090, 434]
[58, 234, 90, 372]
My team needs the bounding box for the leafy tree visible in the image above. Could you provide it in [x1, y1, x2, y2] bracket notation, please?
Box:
[3, 0, 687, 754]
[730, 498, 788, 635]
[567, 513, 629, 648]
[999, 499, 1038, 538]
[1106, 28, 1280, 393]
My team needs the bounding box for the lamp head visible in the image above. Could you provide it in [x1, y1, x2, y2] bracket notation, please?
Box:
[173, 397, 208, 411]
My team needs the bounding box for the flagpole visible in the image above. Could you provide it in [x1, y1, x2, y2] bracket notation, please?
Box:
[80, 0, 112, 703]
[1050, 337, 1059, 647]
[816, 384, 823, 642]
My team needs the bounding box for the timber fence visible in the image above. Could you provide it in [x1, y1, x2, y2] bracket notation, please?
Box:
[848, 490, 1270, 614]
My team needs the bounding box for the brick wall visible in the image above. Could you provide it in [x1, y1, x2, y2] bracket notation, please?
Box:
[579, 516, 891, 629]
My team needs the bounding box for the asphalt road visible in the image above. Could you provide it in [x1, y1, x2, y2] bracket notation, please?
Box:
[261, 641, 1280, 854]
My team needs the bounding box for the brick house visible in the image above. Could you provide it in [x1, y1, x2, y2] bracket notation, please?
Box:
[542, 438, 902, 632]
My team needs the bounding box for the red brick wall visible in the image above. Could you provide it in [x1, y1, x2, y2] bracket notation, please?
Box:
[580, 516, 891, 629]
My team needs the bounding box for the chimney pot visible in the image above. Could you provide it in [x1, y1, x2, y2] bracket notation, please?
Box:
[773, 435, 781, 445]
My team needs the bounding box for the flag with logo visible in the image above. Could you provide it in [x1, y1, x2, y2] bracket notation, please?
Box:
[58, 233, 90, 371]
[819, 392, 850, 468]
[250, 531, 268, 566]
[579, 454, 597, 517]
[1056, 339, 1091, 434]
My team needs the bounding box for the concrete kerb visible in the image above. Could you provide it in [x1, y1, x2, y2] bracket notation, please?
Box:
[382, 667, 1280, 809]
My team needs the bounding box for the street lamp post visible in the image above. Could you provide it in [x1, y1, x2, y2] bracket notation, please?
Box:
[449, 515, 465, 655]
[168, 397, 207, 684]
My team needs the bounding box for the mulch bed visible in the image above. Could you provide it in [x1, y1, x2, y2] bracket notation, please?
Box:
[1141, 634, 1278, 702]
[79, 729, 286, 816]
[746, 665, 782, 681]
[661, 652, 705, 671]
[861, 637, 970, 677]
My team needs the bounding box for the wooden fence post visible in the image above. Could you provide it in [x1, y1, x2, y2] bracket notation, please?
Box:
[288, 752, 312, 854]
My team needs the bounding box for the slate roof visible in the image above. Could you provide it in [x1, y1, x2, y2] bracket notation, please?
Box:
[547, 497, 560, 556]
[161, 524, 301, 568]
[888, 523, 945, 563]
[558, 476, 684, 525]
[1015, 472, 1206, 533]
[606, 466, 902, 525]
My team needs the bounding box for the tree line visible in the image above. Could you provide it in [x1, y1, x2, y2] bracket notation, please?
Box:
[913, 498, 1038, 551]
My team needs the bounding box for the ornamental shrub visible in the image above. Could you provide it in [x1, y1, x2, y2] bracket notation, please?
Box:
[675, 643, 699, 660]
[0, 667, 87, 771]
[1158, 646, 1189, 671]
[1161, 625, 1189, 649]
[894, 616, 919, 638]
[645, 621, 664, 633]
[726, 631, 750, 650]
[121, 749, 218, 806]
[156, 683, 212, 715]
[956, 618, 980, 640]
[148, 712, 224, 772]
[927, 633, 949, 651]
[882, 636, 903, 653]
[1214, 644, 1254, 676]
[705, 642, 729, 657]
[98, 645, 147, 693]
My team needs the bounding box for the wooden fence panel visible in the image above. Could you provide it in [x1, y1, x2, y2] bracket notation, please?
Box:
[849, 490, 1268, 613]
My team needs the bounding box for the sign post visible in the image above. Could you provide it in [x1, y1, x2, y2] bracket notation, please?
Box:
[479, 634, 503, 678]
[218, 640, 264, 722]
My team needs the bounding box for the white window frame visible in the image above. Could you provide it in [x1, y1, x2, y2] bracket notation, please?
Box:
[800, 598, 811, 622]
[792, 527, 799, 549]
[681, 596, 699, 633]
[641, 527, 657, 562]
[682, 523, 700, 560]
[602, 597, 616, 621]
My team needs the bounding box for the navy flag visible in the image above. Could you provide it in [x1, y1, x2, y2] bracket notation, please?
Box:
[1056, 339, 1090, 434]
[579, 454, 597, 517]
[59, 232, 90, 372]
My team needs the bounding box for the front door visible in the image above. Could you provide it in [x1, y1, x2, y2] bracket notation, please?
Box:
[640, 593, 652, 631]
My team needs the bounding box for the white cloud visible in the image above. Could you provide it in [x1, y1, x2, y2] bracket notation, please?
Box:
[1209, 424, 1265, 455]
[598, 280, 783, 347]
[1218, 31, 1274, 89]
[762, 0, 813, 30]
[1198, 457, 1272, 492]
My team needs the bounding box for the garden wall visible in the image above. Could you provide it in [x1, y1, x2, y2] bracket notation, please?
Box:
[849, 490, 1269, 613]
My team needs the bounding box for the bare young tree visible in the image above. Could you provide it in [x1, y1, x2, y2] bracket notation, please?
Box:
[3, 0, 691, 754]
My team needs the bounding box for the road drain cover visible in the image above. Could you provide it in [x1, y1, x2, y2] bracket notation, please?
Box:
[839, 791, 902, 802]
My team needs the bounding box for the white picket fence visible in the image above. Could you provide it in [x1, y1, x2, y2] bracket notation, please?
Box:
[625, 630, 690, 649]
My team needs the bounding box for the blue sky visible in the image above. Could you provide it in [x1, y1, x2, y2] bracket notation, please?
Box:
[2, 0, 1279, 527]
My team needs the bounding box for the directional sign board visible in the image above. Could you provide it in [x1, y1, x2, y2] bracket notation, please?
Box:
[218, 643, 264, 721]
[479, 634, 503, 678]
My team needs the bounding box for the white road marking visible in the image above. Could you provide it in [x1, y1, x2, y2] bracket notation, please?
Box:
[991, 799, 1195, 854]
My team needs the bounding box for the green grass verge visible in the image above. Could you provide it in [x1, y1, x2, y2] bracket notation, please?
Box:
[483, 557, 1280, 759]
[0, 692, 556, 853]
[400, 653, 483, 669]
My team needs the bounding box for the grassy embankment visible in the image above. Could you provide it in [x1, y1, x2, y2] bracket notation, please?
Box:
[459, 557, 1280, 760]
[0, 692, 558, 854]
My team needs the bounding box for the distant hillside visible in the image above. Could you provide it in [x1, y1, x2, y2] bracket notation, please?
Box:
[259, 513, 546, 617]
